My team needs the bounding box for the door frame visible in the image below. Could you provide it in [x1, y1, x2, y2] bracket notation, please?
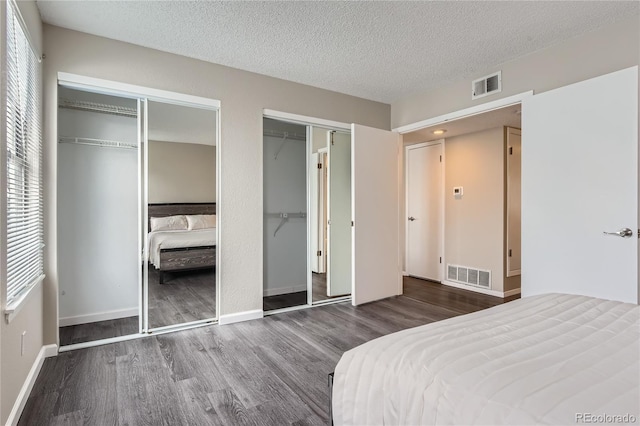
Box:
[404, 140, 445, 282]
[506, 127, 522, 277]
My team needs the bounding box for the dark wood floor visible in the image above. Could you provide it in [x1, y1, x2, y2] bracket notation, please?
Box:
[403, 276, 520, 314]
[23, 278, 516, 425]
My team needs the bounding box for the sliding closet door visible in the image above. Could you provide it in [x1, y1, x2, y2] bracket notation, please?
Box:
[327, 131, 352, 297]
[146, 100, 218, 329]
[351, 124, 401, 306]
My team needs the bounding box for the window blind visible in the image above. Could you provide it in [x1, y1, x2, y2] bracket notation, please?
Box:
[5, 0, 44, 306]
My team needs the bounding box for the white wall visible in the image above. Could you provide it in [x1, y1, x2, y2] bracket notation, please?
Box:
[263, 134, 307, 296]
[57, 108, 138, 324]
[444, 128, 505, 292]
[0, 1, 44, 423]
[148, 141, 216, 203]
[42, 25, 390, 343]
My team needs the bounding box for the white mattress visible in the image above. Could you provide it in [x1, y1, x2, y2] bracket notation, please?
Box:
[333, 293, 640, 425]
[147, 229, 216, 268]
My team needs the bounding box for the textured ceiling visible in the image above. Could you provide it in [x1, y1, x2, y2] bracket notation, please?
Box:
[37, 1, 639, 103]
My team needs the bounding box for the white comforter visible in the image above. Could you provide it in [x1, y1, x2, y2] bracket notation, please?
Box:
[147, 229, 216, 268]
[333, 293, 640, 425]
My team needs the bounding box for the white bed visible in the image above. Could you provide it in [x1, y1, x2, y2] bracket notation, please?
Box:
[147, 228, 216, 268]
[332, 293, 640, 425]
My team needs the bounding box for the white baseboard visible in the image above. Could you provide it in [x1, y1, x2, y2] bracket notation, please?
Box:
[6, 344, 58, 426]
[442, 280, 520, 298]
[218, 309, 263, 325]
[263, 285, 307, 297]
[503, 288, 522, 297]
[59, 307, 138, 327]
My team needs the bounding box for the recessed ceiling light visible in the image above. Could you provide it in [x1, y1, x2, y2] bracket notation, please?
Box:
[432, 129, 446, 135]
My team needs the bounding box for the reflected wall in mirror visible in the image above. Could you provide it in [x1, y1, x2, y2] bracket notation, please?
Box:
[57, 87, 140, 346]
[146, 101, 217, 329]
[310, 128, 352, 304]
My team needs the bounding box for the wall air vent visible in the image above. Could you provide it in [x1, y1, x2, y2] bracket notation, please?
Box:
[447, 264, 491, 288]
[472, 71, 502, 100]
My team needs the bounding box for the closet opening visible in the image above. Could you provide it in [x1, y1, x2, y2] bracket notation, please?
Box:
[56, 74, 221, 350]
[262, 115, 352, 315]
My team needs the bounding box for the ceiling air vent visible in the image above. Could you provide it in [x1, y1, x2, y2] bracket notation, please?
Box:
[472, 71, 502, 100]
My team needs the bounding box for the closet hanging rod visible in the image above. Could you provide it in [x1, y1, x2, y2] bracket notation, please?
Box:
[265, 212, 306, 237]
[59, 136, 137, 150]
[263, 129, 306, 141]
[59, 98, 137, 118]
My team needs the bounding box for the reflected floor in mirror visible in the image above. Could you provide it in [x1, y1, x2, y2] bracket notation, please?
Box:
[148, 267, 216, 329]
[59, 316, 139, 347]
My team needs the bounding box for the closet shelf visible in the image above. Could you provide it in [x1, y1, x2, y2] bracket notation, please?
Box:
[59, 98, 137, 118]
[59, 136, 137, 150]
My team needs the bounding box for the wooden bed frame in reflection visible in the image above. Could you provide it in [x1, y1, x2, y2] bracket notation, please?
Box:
[148, 203, 216, 284]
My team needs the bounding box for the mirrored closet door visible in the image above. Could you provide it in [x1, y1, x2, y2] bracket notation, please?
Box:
[262, 118, 353, 313]
[58, 82, 219, 347]
[145, 101, 218, 330]
[57, 87, 141, 346]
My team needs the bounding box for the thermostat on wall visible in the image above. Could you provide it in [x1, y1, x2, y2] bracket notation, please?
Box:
[453, 186, 463, 199]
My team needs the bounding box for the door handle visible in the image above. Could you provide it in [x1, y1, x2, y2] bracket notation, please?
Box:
[603, 228, 633, 238]
[408, 217, 416, 221]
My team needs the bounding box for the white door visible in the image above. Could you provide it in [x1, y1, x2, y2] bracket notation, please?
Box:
[351, 124, 401, 306]
[522, 66, 638, 303]
[328, 132, 351, 296]
[506, 128, 521, 277]
[405, 142, 443, 281]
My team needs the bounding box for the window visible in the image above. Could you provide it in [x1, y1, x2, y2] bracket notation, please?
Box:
[4, 0, 44, 308]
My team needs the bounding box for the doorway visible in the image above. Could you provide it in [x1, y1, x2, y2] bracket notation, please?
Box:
[402, 105, 522, 297]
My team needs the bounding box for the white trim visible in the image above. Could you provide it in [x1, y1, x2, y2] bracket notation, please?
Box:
[393, 91, 533, 134]
[218, 309, 263, 325]
[58, 307, 139, 327]
[5, 344, 57, 426]
[311, 296, 351, 307]
[4, 276, 43, 323]
[263, 109, 350, 131]
[57, 72, 220, 109]
[404, 140, 445, 282]
[148, 318, 216, 334]
[59, 333, 148, 352]
[264, 285, 308, 297]
[503, 288, 522, 297]
[442, 279, 516, 298]
[43, 344, 58, 358]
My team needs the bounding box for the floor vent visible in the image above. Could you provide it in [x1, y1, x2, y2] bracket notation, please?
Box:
[472, 71, 502, 100]
[447, 264, 491, 288]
